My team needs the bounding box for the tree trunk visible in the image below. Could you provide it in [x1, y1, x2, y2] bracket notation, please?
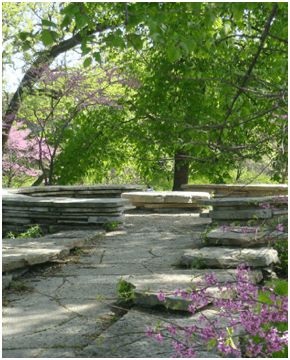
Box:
[172, 150, 189, 191]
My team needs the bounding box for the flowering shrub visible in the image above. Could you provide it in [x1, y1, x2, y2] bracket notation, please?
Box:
[249, 279, 288, 358]
[145, 196, 288, 357]
[146, 264, 288, 357]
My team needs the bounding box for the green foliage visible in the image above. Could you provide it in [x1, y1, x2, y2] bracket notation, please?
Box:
[4, 2, 287, 188]
[104, 221, 120, 232]
[117, 279, 135, 302]
[274, 240, 288, 276]
[250, 279, 288, 358]
[190, 254, 207, 269]
[10, 225, 43, 239]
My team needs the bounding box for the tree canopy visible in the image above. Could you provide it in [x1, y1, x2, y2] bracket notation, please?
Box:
[2, 2, 288, 187]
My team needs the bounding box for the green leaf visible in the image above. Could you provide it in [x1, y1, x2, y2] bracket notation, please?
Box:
[75, 13, 88, 29]
[233, 4, 244, 21]
[180, 41, 189, 56]
[42, 19, 57, 28]
[212, 132, 219, 142]
[61, 3, 80, 15]
[83, 57, 92, 68]
[97, 335, 102, 346]
[41, 29, 54, 46]
[93, 52, 102, 64]
[229, 337, 237, 349]
[19, 32, 31, 41]
[207, 339, 216, 350]
[183, 39, 196, 53]
[278, 2, 286, 9]
[22, 43, 30, 51]
[167, 46, 182, 62]
[112, 36, 125, 48]
[61, 14, 73, 29]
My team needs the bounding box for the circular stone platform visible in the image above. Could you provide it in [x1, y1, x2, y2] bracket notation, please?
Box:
[121, 191, 210, 210]
[181, 184, 288, 198]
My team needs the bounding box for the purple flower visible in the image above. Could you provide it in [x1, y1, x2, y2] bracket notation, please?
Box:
[157, 290, 166, 303]
[155, 333, 164, 344]
[146, 327, 154, 338]
[276, 223, 284, 232]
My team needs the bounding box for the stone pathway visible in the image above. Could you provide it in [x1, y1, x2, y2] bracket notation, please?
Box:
[2, 209, 278, 358]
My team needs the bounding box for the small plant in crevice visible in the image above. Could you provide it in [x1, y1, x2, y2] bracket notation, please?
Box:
[116, 279, 136, 303]
[104, 221, 120, 232]
[190, 254, 207, 269]
[6, 224, 43, 239]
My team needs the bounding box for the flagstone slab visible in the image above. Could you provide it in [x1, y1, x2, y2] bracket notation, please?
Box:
[182, 247, 279, 268]
[121, 269, 262, 311]
[210, 209, 272, 219]
[206, 228, 287, 246]
[197, 195, 287, 206]
[182, 184, 288, 197]
[4, 184, 145, 196]
[2, 194, 129, 207]
[2, 230, 103, 273]
[122, 191, 210, 209]
[77, 306, 239, 358]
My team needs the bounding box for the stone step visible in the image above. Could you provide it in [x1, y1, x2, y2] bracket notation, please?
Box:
[121, 269, 262, 311]
[182, 247, 278, 268]
[206, 228, 287, 246]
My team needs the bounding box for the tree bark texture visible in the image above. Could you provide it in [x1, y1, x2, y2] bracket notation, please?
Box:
[172, 150, 189, 191]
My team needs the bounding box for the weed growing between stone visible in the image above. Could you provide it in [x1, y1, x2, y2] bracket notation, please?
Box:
[5, 224, 43, 239]
[3, 281, 35, 307]
[104, 221, 120, 232]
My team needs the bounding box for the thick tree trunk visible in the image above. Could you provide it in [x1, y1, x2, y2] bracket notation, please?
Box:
[172, 150, 189, 191]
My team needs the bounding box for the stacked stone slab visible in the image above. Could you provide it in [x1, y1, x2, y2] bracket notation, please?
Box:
[121, 191, 210, 210]
[181, 226, 284, 280]
[196, 195, 288, 225]
[5, 184, 145, 198]
[2, 188, 131, 236]
[181, 183, 288, 198]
